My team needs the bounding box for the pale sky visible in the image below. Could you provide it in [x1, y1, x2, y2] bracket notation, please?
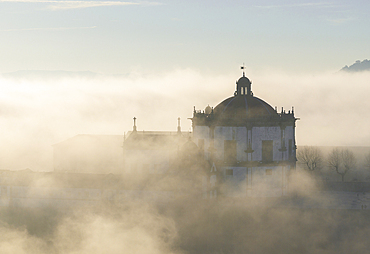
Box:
[1, 0, 370, 74]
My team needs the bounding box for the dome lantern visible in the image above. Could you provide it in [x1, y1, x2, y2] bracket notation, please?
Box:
[235, 65, 252, 96]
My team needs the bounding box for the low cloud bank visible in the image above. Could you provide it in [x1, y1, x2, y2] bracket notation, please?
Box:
[0, 69, 369, 170]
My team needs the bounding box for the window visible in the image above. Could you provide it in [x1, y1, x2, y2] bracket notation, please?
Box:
[266, 169, 272, 175]
[226, 169, 233, 176]
[224, 140, 237, 163]
[262, 140, 273, 162]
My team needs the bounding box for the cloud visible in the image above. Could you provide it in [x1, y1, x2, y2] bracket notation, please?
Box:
[327, 17, 354, 24]
[49, 0, 138, 10]
[1, 26, 97, 32]
[0, 0, 161, 10]
[254, 2, 339, 9]
[253, 2, 353, 25]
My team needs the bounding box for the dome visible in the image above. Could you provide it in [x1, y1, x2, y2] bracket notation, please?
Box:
[213, 95, 278, 123]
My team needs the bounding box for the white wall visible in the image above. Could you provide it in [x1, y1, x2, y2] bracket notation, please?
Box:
[251, 126, 281, 161]
[194, 125, 295, 163]
[192, 126, 210, 159]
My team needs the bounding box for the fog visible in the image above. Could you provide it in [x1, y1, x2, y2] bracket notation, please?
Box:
[0, 68, 369, 171]
[2, 170, 370, 254]
[0, 199, 177, 254]
[0, 69, 369, 253]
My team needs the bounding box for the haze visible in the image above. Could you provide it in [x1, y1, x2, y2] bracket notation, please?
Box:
[0, 69, 369, 171]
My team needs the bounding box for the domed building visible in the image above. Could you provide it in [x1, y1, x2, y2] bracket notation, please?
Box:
[51, 69, 298, 200]
[191, 71, 297, 197]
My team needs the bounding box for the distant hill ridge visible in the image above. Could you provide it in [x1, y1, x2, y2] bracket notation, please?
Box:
[341, 59, 370, 72]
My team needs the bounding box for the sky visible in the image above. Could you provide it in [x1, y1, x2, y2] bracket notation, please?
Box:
[1, 0, 370, 74]
[0, 0, 370, 170]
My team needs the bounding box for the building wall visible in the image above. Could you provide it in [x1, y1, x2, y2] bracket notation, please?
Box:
[193, 125, 295, 163]
[251, 126, 281, 161]
[284, 125, 296, 160]
[192, 126, 211, 160]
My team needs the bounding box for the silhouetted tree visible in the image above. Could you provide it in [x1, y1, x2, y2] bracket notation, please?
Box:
[297, 146, 323, 172]
[327, 148, 356, 182]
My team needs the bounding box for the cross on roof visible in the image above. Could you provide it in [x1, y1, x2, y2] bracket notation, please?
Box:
[133, 117, 137, 131]
[241, 63, 246, 76]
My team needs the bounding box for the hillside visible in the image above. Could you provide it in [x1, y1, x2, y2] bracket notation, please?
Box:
[341, 59, 370, 72]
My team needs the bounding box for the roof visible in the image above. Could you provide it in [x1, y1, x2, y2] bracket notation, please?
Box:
[123, 131, 191, 150]
[191, 74, 296, 126]
[213, 94, 278, 122]
[53, 134, 124, 148]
